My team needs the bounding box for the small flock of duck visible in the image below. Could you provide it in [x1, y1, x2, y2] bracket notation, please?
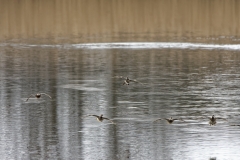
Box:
[25, 76, 240, 127]
[82, 114, 234, 126]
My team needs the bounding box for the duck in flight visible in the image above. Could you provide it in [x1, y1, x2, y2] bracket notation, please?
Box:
[112, 76, 143, 85]
[207, 115, 227, 126]
[230, 124, 240, 127]
[83, 114, 116, 124]
[153, 117, 185, 124]
[26, 93, 52, 101]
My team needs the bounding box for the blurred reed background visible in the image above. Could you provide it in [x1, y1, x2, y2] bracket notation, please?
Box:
[0, 0, 239, 43]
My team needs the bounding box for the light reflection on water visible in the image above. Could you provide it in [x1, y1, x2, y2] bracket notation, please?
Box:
[0, 42, 240, 160]
[2, 42, 240, 50]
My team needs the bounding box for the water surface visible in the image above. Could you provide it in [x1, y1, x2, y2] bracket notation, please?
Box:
[0, 42, 240, 160]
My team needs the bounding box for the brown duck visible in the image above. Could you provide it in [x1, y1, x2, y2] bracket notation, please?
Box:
[26, 92, 52, 101]
[83, 114, 116, 124]
[112, 76, 143, 85]
[207, 115, 227, 126]
[153, 117, 185, 124]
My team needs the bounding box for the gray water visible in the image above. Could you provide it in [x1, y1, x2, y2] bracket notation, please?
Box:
[1, 42, 240, 160]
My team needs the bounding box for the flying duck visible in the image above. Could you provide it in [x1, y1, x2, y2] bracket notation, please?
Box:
[26, 92, 52, 101]
[153, 117, 185, 124]
[207, 115, 227, 126]
[83, 114, 116, 124]
[112, 76, 143, 85]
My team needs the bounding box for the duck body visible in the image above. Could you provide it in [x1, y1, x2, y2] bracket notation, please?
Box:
[209, 115, 217, 126]
[35, 94, 41, 98]
[97, 114, 104, 122]
[165, 118, 175, 124]
[123, 77, 130, 85]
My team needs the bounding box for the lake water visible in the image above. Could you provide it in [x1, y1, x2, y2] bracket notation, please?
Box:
[1, 1, 240, 159]
[1, 42, 240, 160]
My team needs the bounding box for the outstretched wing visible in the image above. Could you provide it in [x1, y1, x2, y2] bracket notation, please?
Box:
[82, 114, 99, 119]
[129, 79, 144, 85]
[195, 116, 210, 120]
[26, 94, 35, 101]
[123, 81, 128, 85]
[174, 118, 185, 122]
[153, 118, 162, 123]
[103, 117, 116, 124]
[216, 117, 227, 121]
[112, 76, 126, 79]
[230, 124, 240, 126]
[208, 117, 213, 120]
[40, 93, 52, 99]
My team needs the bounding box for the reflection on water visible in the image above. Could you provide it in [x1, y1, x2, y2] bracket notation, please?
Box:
[1, 0, 240, 43]
[1, 43, 240, 159]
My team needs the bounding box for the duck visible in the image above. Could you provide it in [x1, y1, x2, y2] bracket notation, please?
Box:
[207, 115, 227, 126]
[208, 115, 216, 125]
[112, 76, 143, 85]
[153, 117, 185, 124]
[83, 114, 116, 124]
[26, 92, 52, 101]
[230, 124, 240, 127]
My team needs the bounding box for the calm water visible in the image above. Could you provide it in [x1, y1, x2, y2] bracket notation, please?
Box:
[0, 42, 240, 160]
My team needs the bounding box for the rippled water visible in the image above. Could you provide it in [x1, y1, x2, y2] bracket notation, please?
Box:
[1, 42, 240, 160]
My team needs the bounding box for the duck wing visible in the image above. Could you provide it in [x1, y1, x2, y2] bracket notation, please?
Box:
[216, 117, 227, 121]
[129, 79, 143, 85]
[112, 76, 126, 79]
[103, 117, 116, 124]
[194, 116, 211, 120]
[153, 118, 162, 122]
[40, 93, 52, 99]
[230, 124, 240, 126]
[174, 118, 185, 122]
[26, 94, 35, 101]
[82, 114, 99, 119]
[123, 81, 129, 85]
